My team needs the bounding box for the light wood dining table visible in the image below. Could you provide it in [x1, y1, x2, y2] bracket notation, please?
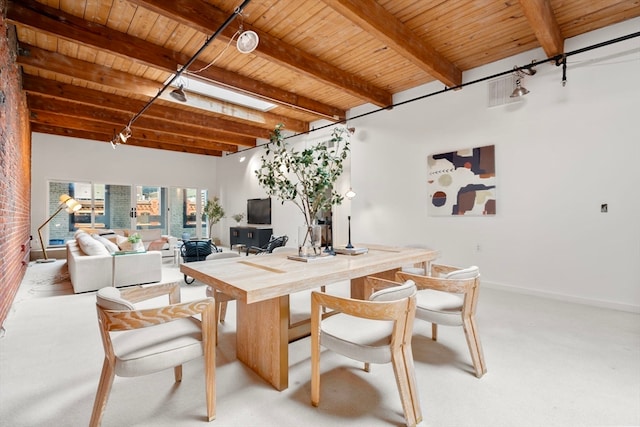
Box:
[180, 244, 438, 390]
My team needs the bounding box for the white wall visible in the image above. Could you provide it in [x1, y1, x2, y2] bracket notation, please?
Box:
[217, 18, 640, 311]
[344, 19, 640, 311]
[31, 135, 218, 245]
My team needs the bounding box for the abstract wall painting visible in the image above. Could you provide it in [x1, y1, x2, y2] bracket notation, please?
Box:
[427, 145, 496, 216]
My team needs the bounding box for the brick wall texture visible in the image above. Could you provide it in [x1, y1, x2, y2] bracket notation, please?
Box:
[1, 0, 32, 328]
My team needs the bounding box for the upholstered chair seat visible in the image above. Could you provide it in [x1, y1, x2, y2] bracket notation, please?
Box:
[90, 283, 216, 426]
[311, 278, 422, 427]
[396, 264, 487, 378]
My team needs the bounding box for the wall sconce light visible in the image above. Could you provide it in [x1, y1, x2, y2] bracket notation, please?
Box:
[510, 62, 537, 98]
[36, 194, 82, 263]
[345, 188, 356, 199]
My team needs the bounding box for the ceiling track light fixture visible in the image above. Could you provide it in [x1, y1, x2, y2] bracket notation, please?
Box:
[169, 84, 187, 102]
[237, 29, 259, 53]
[107, 0, 252, 149]
[510, 61, 537, 98]
[118, 125, 132, 143]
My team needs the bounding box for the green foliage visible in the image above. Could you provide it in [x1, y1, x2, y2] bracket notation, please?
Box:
[255, 124, 351, 226]
[127, 232, 141, 243]
[204, 197, 225, 238]
[232, 212, 245, 223]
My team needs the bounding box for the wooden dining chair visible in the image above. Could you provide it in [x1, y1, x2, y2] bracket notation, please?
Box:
[396, 264, 487, 378]
[310, 278, 422, 427]
[90, 283, 216, 426]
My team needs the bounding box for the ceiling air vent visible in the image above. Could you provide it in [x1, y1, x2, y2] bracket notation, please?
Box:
[487, 75, 520, 108]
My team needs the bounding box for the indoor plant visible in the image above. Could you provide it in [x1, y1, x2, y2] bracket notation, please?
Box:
[127, 232, 144, 251]
[255, 124, 351, 256]
[232, 212, 245, 224]
[203, 196, 225, 241]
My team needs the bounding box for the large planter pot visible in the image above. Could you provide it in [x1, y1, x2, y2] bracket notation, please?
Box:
[298, 225, 322, 257]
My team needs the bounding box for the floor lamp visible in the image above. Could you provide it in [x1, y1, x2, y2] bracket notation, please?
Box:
[36, 194, 82, 263]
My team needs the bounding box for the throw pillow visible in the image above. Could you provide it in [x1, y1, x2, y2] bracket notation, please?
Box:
[92, 234, 119, 253]
[76, 232, 110, 256]
[115, 235, 132, 251]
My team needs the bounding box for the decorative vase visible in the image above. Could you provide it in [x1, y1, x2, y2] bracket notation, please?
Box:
[132, 241, 144, 252]
[298, 224, 322, 257]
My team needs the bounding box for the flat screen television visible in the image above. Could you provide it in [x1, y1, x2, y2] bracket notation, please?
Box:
[247, 198, 271, 225]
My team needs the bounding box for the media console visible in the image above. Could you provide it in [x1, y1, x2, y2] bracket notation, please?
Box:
[229, 226, 273, 249]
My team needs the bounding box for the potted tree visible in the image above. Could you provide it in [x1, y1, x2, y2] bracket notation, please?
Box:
[204, 196, 225, 245]
[255, 124, 351, 257]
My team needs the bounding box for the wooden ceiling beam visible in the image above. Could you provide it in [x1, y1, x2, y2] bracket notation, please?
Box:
[518, 0, 565, 58]
[22, 75, 300, 137]
[30, 124, 223, 156]
[17, 45, 307, 134]
[321, 0, 462, 88]
[7, 0, 345, 121]
[129, 0, 393, 108]
[27, 94, 252, 149]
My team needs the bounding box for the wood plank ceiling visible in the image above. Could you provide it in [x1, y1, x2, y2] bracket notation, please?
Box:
[6, 0, 640, 156]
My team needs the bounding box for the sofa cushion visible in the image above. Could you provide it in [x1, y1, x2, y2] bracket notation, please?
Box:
[93, 234, 119, 253]
[76, 232, 110, 256]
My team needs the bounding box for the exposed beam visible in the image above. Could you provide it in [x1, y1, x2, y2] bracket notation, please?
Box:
[29, 112, 232, 154]
[321, 0, 462, 88]
[30, 124, 223, 156]
[518, 0, 565, 58]
[17, 47, 276, 141]
[17, 44, 307, 134]
[7, 0, 345, 121]
[27, 94, 255, 149]
[129, 0, 393, 107]
[22, 76, 280, 143]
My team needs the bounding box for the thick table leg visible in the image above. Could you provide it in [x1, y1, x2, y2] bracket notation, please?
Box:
[236, 295, 290, 390]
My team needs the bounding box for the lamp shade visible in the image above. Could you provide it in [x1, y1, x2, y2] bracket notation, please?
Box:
[510, 79, 529, 97]
[65, 199, 82, 213]
[237, 30, 259, 54]
[170, 85, 187, 102]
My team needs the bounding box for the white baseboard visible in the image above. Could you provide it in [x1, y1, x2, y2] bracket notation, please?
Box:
[482, 281, 640, 314]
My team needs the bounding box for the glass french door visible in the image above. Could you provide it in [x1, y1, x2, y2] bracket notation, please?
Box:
[135, 186, 167, 233]
[44, 181, 209, 247]
[167, 187, 209, 240]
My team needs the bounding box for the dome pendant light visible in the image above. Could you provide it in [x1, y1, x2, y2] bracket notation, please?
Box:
[170, 85, 187, 102]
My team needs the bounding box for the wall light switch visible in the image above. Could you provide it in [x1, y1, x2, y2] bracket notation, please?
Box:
[601, 203, 608, 213]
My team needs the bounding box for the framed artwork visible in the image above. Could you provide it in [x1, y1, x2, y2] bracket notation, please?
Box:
[427, 145, 496, 216]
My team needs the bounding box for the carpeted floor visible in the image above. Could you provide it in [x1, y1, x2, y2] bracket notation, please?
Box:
[1, 259, 639, 427]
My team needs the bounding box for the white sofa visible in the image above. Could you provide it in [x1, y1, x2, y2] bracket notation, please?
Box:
[66, 230, 162, 293]
[113, 228, 177, 257]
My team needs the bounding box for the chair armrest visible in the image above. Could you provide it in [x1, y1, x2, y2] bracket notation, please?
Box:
[430, 264, 461, 276]
[363, 276, 402, 300]
[120, 282, 181, 305]
[101, 297, 215, 331]
[246, 246, 264, 255]
[311, 291, 408, 321]
[396, 271, 472, 294]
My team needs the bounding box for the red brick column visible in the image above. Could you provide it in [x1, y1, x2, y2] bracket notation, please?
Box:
[0, 0, 32, 328]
